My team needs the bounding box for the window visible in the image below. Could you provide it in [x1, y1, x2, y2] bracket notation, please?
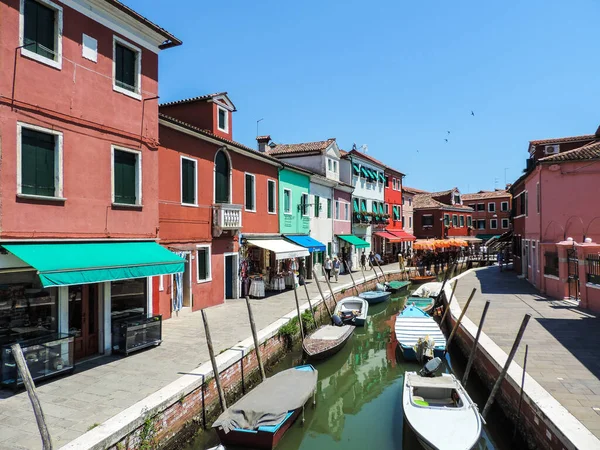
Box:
[113, 37, 141, 98]
[267, 179, 276, 214]
[502, 218, 509, 229]
[393, 206, 400, 220]
[328, 159, 332, 171]
[344, 203, 349, 220]
[393, 179, 397, 190]
[488, 202, 496, 213]
[402, 216, 405, 227]
[544, 252, 559, 277]
[454, 194, 461, 204]
[82, 33, 97, 62]
[444, 214, 450, 226]
[335, 201, 340, 219]
[536, 183, 540, 214]
[360, 199, 367, 212]
[217, 107, 228, 132]
[477, 219, 486, 230]
[245, 173, 256, 211]
[333, 161, 337, 173]
[452, 215, 458, 226]
[327, 199, 332, 218]
[22, 0, 63, 69]
[301, 193, 309, 216]
[477, 203, 485, 211]
[402, 196, 405, 205]
[525, 191, 528, 217]
[385, 204, 389, 215]
[490, 219, 498, 229]
[18, 123, 63, 198]
[422, 215, 434, 227]
[215, 150, 230, 203]
[458, 216, 464, 227]
[197, 245, 211, 282]
[112, 147, 141, 205]
[467, 216, 472, 227]
[283, 189, 292, 214]
[501, 201, 509, 212]
[409, 216, 412, 228]
[181, 157, 197, 206]
[408, 198, 412, 206]
[353, 164, 360, 176]
[314, 195, 320, 217]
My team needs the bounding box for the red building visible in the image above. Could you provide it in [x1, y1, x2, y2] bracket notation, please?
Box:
[0, 0, 182, 364]
[157, 93, 281, 315]
[381, 166, 415, 257]
[412, 188, 474, 240]
[462, 190, 512, 241]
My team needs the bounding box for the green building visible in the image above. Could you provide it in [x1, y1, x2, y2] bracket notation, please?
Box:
[278, 166, 311, 234]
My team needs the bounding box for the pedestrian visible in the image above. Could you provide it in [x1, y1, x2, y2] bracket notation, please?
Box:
[368, 251, 374, 270]
[333, 257, 340, 282]
[324, 256, 333, 281]
[497, 251, 504, 272]
[360, 251, 367, 270]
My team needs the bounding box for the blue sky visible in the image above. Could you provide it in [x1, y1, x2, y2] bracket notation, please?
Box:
[126, 0, 600, 193]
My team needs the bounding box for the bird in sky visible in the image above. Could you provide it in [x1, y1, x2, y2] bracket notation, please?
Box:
[447, 131, 450, 135]
[471, 110, 475, 116]
[444, 139, 448, 143]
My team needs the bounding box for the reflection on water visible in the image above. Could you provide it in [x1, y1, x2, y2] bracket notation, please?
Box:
[187, 294, 505, 450]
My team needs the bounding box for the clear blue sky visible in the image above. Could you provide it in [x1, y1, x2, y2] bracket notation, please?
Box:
[126, 0, 600, 193]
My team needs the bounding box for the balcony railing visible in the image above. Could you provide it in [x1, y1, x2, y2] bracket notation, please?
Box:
[213, 203, 243, 237]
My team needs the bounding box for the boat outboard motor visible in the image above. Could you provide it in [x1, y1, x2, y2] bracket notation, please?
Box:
[339, 311, 356, 324]
[331, 314, 344, 327]
[419, 357, 443, 377]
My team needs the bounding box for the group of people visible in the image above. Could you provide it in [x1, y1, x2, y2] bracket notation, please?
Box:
[323, 256, 342, 281]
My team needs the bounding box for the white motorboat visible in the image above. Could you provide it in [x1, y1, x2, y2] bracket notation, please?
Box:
[333, 296, 369, 326]
[402, 372, 483, 450]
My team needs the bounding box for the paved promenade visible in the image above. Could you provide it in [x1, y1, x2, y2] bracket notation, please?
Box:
[0, 265, 396, 450]
[454, 267, 600, 439]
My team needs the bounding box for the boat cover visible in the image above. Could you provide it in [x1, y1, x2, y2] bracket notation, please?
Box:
[213, 366, 318, 434]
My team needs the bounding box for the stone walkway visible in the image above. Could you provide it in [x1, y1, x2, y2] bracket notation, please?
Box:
[0, 264, 398, 450]
[454, 266, 600, 439]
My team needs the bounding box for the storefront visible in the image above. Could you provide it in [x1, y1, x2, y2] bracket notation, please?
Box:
[283, 235, 326, 279]
[336, 234, 370, 272]
[241, 238, 309, 298]
[375, 230, 416, 261]
[0, 241, 184, 388]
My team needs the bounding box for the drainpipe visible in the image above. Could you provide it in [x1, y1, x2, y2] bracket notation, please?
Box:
[538, 167, 543, 292]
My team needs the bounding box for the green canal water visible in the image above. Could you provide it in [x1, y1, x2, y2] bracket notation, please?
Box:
[187, 292, 520, 450]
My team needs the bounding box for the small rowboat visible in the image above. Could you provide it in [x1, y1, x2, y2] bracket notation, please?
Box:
[403, 372, 482, 450]
[394, 305, 446, 361]
[405, 296, 435, 313]
[385, 280, 411, 293]
[333, 296, 369, 326]
[213, 365, 318, 449]
[410, 275, 437, 283]
[359, 290, 392, 304]
[303, 325, 355, 360]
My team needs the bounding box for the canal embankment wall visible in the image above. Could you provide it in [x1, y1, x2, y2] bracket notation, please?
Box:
[59, 270, 403, 450]
[445, 268, 600, 450]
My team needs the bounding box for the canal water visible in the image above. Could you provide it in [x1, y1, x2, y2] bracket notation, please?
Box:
[186, 291, 519, 450]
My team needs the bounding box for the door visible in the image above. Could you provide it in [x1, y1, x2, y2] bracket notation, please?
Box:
[567, 248, 580, 300]
[225, 255, 234, 299]
[69, 285, 99, 361]
[183, 253, 192, 307]
[531, 241, 537, 285]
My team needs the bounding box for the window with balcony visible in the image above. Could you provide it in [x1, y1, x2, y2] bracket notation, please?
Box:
[114, 37, 141, 98]
[245, 173, 256, 211]
[22, 0, 62, 69]
[215, 150, 230, 203]
[112, 147, 141, 205]
[267, 179, 276, 214]
[283, 189, 291, 214]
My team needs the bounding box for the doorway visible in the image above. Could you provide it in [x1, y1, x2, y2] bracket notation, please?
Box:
[567, 247, 580, 300]
[68, 284, 99, 361]
[183, 252, 192, 307]
[224, 253, 238, 299]
[531, 241, 537, 285]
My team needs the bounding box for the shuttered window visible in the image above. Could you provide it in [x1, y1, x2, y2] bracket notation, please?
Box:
[467, 216, 472, 227]
[301, 193, 309, 216]
[115, 42, 137, 92]
[21, 128, 56, 197]
[444, 214, 450, 226]
[327, 199, 332, 218]
[460, 216, 465, 227]
[245, 174, 255, 211]
[24, 0, 56, 60]
[283, 189, 291, 214]
[218, 108, 227, 131]
[267, 180, 276, 213]
[215, 151, 230, 203]
[197, 247, 210, 281]
[181, 158, 196, 205]
[314, 195, 320, 217]
[113, 150, 138, 205]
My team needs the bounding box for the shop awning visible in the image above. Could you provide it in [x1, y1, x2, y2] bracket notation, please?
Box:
[337, 235, 370, 248]
[247, 239, 309, 260]
[2, 242, 185, 287]
[374, 231, 403, 243]
[390, 230, 417, 242]
[284, 235, 326, 253]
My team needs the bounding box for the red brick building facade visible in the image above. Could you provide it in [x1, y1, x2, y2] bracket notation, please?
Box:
[462, 190, 512, 241]
[412, 188, 474, 239]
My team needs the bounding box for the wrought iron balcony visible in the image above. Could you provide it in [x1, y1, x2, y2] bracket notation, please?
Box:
[213, 203, 243, 237]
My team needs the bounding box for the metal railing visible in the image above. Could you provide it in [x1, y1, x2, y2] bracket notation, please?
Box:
[587, 254, 600, 284]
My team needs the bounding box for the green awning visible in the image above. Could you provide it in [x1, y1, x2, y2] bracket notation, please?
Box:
[367, 169, 376, 180]
[378, 172, 385, 183]
[360, 167, 369, 177]
[2, 242, 185, 287]
[379, 203, 384, 214]
[352, 163, 360, 175]
[337, 235, 370, 248]
[353, 199, 359, 212]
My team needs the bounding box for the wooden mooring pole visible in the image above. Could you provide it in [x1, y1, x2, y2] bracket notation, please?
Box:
[482, 313, 531, 420]
[302, 282, 318, 328]
[445, 288, 477, 352]
[313, 269, 334, 319]
[292, 282, 305, 341]
[244, 296, 266, 382]
[440, 280, 459, 325]
[513, 344, 529, 442]
[201, 309, 227, 412]
[11, 343, 52, 450]
[324, 274, 339, 309]
[343, 260, 360, 295]
[462, 300, 491, 387]
[374, 257, 387, 282]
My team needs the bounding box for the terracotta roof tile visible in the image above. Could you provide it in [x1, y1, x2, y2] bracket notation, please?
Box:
[463, 190, 511, 200]
[267, 139, 335, 156]
[159, 92, 233, 109]
[539, 140, 600, 162]
[413, 190, 474, 212]
[403, 186, 429, 194]
[529, 135, 595, 146]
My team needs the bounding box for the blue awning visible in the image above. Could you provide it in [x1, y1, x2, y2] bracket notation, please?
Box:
[284, 235, 326, 253]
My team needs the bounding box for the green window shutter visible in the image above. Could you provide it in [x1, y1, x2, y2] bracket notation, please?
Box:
[453, 215, 458, 226]
[268, 181, 275, 213]
[115, 43, 136, 92]
[460, 216, 465, 227]
[327, 199, 332, 218]
[181, 159, 195, 204]
[215, 151, 229, 203]
[197, 249, 207, 280]
[352, 164, 360, 175]
[467, 216, 472, 227]
[114, 150, 137, 204]
[284, 190, 290, 213]
[314, 195, 319, 217]
[393, 206, 399, 220]
[444, 215, 450, 226]
[24, 0, 56, 60]
[245, 174, 254, 210]
[21, 128, 55, 197]
[327, 242, 332, 258]
[218, 109, 226, 130]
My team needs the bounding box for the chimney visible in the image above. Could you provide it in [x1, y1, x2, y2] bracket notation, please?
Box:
[257, 135, 271, 153]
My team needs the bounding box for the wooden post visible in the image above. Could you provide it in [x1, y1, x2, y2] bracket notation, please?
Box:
[440, 280, 459, 325]
[513, 344, 529, 442]
[323, 274, 338, 309]
[312, 269, 333, 319]
[201, 309, 227, 412]
[374, 257, 387, 282]
[342, 259, 360, 295]
[10, 344, 52, 450]
[445, 288, 477, 352]
[436, 262, 454, 304]
[462, 300, 491, 387]
[482, 314, 531, 419]
[244, 296, 266, 382]
[302, 282, 318, 328]
[292, 282, 305, 341]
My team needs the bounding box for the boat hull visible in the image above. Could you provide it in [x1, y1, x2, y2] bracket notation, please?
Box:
[405, 297, 435, 313]
[333, 297, 368, 327]
[410, 275, 437, 283]
[303, 325, 355, 360]
[359, 291, 391, 304]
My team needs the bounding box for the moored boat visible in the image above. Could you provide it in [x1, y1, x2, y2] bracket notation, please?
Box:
[303, 325, 355, 360]
[359, 290, 391, 304]
[333, 296, 369, 326]
[213, 365, 318, 449]
[394, 305, 446, 360]
[402, 372, 483, 450]
[405, 296, 435, 313]
[410, 275, 437, 283]
[385, 280, 411, 293]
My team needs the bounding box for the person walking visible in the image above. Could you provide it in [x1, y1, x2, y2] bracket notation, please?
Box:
[368, 251, 374, 270]
[360, 251, 367, 270]
[333, 257, 340, 282]
[324, 256, 333, 281]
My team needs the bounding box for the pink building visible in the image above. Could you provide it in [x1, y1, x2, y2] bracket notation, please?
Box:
[511, 129, 600, 311]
